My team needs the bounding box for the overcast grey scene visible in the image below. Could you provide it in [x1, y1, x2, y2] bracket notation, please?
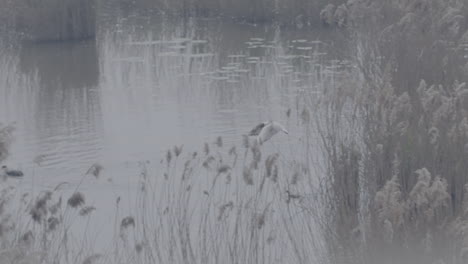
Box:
[0, 0, 468, 264]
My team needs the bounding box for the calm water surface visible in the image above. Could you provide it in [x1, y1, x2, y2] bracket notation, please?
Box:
[1, 13, 350, 186]
[0, 10, 352, 250]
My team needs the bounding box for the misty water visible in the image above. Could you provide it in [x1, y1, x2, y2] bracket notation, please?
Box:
[0, 10, 351, 251]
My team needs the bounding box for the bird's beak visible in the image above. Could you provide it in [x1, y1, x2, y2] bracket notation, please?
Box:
[284, 130, 289, 134]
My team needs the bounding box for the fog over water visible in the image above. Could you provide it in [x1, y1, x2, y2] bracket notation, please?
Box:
[3, 2, 468, 263]
[1, 13, 349, 187]
[0, 7, 352, 253]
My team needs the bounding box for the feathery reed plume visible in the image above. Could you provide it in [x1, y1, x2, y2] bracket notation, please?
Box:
[173, 145, 184, 157]
[428, 127, 439, 145]
[217, 164, 231, 175]
[243, 166, 254, 185]
[20, 231, 34, 248]
[382, 219, 394, 243]
[67, 192, 85, 208]
[216, 136, 223, 148]
[229, 146, 237, 156]
[271, 165, 278, 183]
[135, 242, 144, 253]
[229, 146, 238, 166]
[203, 156, 215, 170]
[82, 254, 102, 264]
[166, 150, 172, 165]
[218, 201, 234, 220]
[374, 175, 404, 226]
[407, 168, 450, 223]
[256, 205, 270, 229]
[121, 216, 135, 229]
[79, 206, 96, 216]
[30, 191, 52, 223]
[47, 217, 60, 231]
[181, 160, 192, 180]
[86, 163, 103, 178]
[48, 197, 62, 215]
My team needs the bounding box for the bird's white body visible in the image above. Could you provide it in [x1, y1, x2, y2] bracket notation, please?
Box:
[248, 121, 288, 145]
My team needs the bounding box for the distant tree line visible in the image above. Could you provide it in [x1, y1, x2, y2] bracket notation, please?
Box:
[0, 0, 95, 42]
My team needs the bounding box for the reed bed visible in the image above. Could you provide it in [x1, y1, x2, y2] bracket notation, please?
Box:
[0, 126, 333, 264]
[313, 1, 468, 263]
[2, 1, 468, 262]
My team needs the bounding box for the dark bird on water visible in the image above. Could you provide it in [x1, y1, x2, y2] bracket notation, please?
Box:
[1, 165, 24, 177]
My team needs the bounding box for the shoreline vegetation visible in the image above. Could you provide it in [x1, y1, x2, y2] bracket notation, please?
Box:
[0, 0, 96, 42]
[1, 0, 468, 263]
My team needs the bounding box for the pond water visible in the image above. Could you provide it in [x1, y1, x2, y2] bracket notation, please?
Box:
[1, 11, 350, 186]
[0, 7, 353, 254]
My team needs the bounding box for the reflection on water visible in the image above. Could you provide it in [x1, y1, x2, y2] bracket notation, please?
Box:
[0, 10, 356, 255]
[0, 13, 351, 188]
[3, 42, 102, 183]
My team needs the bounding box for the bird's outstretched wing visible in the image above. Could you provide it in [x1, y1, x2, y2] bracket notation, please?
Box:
[248, 122, 267, 136]
[258, 123, 277, 144]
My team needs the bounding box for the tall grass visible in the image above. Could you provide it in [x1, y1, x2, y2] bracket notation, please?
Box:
[3, 1, 468, 263]
[313, 1, 468, 263]
[0, 19, 339, 263]
[0, 136, 333, 264]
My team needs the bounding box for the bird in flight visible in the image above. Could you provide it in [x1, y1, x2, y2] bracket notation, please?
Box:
[248, 121, 288, 145]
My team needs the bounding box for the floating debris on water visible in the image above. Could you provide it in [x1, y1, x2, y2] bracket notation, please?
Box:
[185, 53, 215, 58]
[227, 54, 246, 58]
[297, 47, 313, 50]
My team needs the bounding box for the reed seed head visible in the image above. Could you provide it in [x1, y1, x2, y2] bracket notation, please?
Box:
[48, 216, 60, 231]
[121, 216, 135, 229]
[79, 206, 96, 216]
[67, 192, 85, 208]
[217, 164, 231, 175]
[30, 191, 52, 223]
[82, 254, 102, 264]
[173, 145, 183, 157]
[166, 150, 172, 164]
[86, 163, 103, 178]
